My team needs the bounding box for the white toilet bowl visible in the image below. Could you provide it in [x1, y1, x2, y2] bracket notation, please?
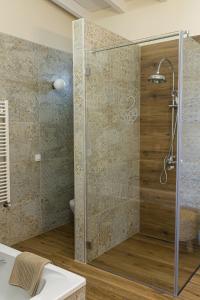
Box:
[69, 199, 75, 214]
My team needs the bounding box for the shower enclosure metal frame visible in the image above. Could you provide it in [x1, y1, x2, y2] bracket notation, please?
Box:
[88, 30, 188, 297]
[174, 30, 184, 296]
[175, 31, 200, 296]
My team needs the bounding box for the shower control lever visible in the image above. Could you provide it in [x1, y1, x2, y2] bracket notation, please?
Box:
[166, 156, 176, 170]
[168, 104, 178, 109]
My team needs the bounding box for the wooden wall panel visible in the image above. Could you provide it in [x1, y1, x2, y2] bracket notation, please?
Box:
[140, 39, 179, 242]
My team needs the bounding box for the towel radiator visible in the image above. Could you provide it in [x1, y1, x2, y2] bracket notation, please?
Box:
[0, 100, 10, 207]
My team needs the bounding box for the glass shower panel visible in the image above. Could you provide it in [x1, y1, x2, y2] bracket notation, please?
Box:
[84, 40, 176, 294]
[85, 44, 140, 262]
[177, 36, 200, 293]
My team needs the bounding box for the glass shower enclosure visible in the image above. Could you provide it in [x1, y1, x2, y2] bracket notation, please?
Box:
[176, 33, 200, 295]
[73, 19, 200, 296]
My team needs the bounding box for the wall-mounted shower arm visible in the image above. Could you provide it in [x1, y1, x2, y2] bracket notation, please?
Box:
[157, 58, 174, 73]
[156, 58, 176, 96]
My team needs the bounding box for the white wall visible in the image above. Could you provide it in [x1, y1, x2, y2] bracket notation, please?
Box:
[90, 0, 200, 41]
[0, 0, 75, 52]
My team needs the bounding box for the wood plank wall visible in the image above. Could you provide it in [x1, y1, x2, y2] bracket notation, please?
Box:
[140, 39, 179, 242]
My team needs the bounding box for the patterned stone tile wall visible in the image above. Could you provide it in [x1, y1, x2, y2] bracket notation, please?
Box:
[178, 36, 200, 292]
[179, 37, 200, 210]
[84, 20, 128, 51]
[86, 42, 140, 262]
[73, 19, 140, 262]
[73, 19, 86, 262]
[0, 32, 73, 245]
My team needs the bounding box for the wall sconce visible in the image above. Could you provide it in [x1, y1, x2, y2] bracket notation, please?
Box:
[53, 79, 66, 91]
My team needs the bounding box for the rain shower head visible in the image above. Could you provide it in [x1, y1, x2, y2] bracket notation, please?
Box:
[148, 73, 166, 84]
[148, 58, 175, 85]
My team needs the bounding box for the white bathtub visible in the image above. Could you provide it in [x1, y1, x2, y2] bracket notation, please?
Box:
[0, 243, 86, 300]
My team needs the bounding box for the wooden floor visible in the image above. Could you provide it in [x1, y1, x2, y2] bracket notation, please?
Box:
[91, 234, 175, 293]
[90, 233, 200, 294]
[14, 224, 200, 300]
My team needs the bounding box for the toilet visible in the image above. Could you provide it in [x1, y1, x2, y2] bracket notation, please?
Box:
[69, 199, 75, 214]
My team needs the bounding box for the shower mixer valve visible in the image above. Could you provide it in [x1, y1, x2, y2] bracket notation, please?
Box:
[166, 156, 176, 170]
[169, 95, 178, 109]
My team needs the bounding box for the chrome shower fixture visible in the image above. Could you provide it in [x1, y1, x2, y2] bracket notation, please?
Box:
[148, 73, 166, 84]
[148, 58, 178, 184]
[148, 58, 175, 89]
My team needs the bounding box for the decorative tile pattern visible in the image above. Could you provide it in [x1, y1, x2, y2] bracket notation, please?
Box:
[85, 20, 128, 50]
[0, 32, 73, 245]
[73, 19, 140, 262]
[10, 161, 40, 205]
[85, 45, 140, 261]
[178, 37, 200, 292]
[180, 38, 200, 210]
[9, 122, 40, 162]
[73, 19, 86, 262]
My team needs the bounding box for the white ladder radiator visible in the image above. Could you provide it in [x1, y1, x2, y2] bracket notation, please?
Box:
[0, 100, 10, 207]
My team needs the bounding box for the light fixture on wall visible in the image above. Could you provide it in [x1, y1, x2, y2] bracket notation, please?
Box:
[53, 79, 66, 91]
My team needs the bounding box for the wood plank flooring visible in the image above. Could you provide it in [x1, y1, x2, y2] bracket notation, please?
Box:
[91, 234, 175, 293]
[14, 224, 200, 300]
[91, 233, 200, 294]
